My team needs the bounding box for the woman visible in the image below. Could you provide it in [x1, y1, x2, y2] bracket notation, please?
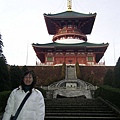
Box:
[2, 70, 45, 120]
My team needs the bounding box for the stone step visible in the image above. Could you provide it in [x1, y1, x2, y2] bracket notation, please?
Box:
[46, 106, 109, 111]
[45, 98, 120, 120]
[46, 110, 113, 113]
[66, 66, 76, 79]
[45, 116, 120, 120]
[45, 112, 118, 117]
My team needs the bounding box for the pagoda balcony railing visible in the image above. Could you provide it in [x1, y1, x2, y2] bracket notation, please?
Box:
[53, 33, 87, 41]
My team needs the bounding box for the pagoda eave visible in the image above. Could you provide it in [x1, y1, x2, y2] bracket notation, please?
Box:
[32, 42, 109, 49]
[32, 42, 108, 64]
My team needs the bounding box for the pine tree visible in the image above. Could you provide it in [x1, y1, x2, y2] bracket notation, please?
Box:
[0, 34, 10, 91]
[0, 34, 7, 63]
[114, 57, 120, 88]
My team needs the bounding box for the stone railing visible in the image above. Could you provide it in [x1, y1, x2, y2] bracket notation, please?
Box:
[48, 86, 97, 91]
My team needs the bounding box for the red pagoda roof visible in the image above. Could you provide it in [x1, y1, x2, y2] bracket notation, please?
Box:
[44, 11, 96, 35]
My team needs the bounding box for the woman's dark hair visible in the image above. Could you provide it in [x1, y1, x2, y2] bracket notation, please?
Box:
[21, 70, 36, 91]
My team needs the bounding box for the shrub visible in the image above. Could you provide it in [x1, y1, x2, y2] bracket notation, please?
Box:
[104, 69, 114, 86]
[0, 91, 11, 112]
[95, 85, 120, 108]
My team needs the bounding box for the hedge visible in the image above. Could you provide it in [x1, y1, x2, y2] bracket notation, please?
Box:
[95, 85, 120, 108]
[0, 91, 11, 112]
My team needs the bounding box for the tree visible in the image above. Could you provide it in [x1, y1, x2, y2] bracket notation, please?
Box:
[104, 69, 114, 86]
[0, 34, 10, 91]
[0, 34, 7, 63]
[76, 62, 81, 79]
[10, 65, 23, 90]
[21, 65, 28, 73]
[114, 57, 120, 88]
[0, 58, 10, 92]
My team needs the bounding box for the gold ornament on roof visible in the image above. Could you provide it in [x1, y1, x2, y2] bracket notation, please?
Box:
[67, 0, 72, 11]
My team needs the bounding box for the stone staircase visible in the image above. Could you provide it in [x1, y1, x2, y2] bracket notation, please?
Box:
[66, 66, 76, 79]
[45, 97, 120, 120]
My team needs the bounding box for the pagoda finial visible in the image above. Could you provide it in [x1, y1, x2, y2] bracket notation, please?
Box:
[67, 0, 72, 11]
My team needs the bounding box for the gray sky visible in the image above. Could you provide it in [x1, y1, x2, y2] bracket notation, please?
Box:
[0, 0, 120, 66]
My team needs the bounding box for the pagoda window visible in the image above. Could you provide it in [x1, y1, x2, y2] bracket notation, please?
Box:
[47, 56, 53, 61]
[87, 56, 93, 61]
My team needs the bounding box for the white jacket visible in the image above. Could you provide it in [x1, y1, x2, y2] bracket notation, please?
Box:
[2, 86, 45, 120]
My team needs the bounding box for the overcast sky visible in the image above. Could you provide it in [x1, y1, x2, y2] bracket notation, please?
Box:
[0, 0, 120, 66]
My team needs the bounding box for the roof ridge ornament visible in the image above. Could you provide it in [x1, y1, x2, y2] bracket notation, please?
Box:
[67, 0, 72, 11]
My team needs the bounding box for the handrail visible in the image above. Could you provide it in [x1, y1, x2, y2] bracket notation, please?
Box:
[98, 97, 120, 115]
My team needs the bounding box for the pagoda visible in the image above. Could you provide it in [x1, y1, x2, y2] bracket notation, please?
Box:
[32, 0, 109, 66]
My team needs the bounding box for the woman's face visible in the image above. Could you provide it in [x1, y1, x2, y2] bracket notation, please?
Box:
[23, 73, 33, 85]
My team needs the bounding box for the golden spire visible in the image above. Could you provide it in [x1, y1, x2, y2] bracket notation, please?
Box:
[67, 0, 72, 11]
